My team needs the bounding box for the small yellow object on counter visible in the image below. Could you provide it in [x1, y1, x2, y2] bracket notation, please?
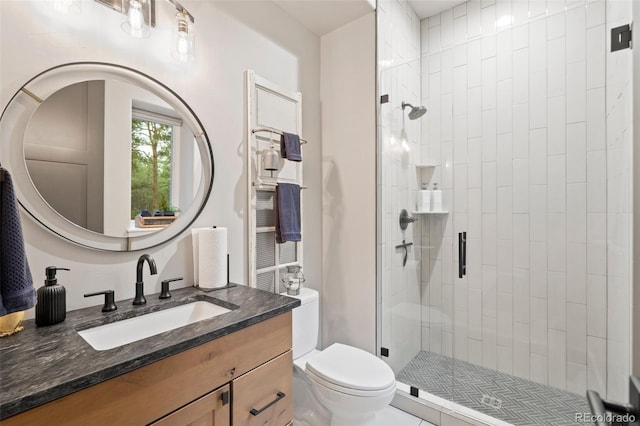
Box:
[0, 311, 25, 337]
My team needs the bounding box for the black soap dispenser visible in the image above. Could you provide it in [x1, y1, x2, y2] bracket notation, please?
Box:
[35, 267, 70, 327]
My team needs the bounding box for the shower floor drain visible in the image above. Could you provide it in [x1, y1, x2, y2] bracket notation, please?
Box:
[481, 395, 503, 409]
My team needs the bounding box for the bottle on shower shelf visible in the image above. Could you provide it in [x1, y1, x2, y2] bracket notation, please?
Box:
[431, 182, 442, 212]
[416, 182, 431, 212]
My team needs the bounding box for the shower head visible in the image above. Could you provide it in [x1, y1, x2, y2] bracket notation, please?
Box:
[402, 102, 427, 120]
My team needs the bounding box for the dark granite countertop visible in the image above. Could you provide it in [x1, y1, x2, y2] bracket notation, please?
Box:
[0, 284, 299, 420]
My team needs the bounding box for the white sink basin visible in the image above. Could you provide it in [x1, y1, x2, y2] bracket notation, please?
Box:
[78, 301, 231, 351]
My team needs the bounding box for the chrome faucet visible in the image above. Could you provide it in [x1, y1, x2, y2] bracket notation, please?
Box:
[133, 254, 157, 305]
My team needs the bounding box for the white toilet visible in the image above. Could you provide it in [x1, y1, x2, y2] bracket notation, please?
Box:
[285, 288, 396, 426]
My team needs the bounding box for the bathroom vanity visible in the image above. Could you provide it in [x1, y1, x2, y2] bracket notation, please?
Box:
[0, 285, 299, 426]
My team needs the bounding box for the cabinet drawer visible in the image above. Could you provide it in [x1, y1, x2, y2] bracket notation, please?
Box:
[151, 384, 230, 426]
[232, 351, 292, 426]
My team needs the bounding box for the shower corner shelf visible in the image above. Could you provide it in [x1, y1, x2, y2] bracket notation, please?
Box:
[416, 164, 437, 169]
[412, 210, 448, 215]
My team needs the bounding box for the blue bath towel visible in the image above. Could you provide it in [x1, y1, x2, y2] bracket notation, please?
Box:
[275, 183, 301, 243]
[280, 132, 302, 162]
[0, 170, 36, 316]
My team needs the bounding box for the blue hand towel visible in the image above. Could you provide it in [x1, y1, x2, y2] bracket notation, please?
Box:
[0, 170, 36, 316]
[280, 132, 302, 162]
[275, 183, 301, 243]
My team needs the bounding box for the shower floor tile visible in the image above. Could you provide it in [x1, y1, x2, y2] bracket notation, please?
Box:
[397, 351, 591, 426]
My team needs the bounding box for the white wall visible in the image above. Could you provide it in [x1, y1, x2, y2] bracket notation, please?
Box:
[0, 0, 321, 315]
[320, 12, 376, 353]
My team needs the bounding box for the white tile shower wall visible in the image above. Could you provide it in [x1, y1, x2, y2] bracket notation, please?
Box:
[378, 0, 423, 374]
[419, 0, 632, 399]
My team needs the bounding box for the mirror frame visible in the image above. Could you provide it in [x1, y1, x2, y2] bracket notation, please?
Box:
[0, 62, 214, 251]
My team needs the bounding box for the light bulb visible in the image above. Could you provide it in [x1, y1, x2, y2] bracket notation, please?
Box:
[173, 12, 194, 63]
[121, 0, 150, 38]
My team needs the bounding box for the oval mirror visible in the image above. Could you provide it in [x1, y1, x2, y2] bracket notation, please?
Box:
[0, 62, 214, 251]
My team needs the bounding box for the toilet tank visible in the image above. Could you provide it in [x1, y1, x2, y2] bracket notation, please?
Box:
[286, 287, 319, 359]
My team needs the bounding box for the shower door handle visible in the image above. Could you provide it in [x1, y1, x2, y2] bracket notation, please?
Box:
[458, 232, 467, 278]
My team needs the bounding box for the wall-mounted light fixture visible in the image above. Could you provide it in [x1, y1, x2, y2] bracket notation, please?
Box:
[95, 0, 195, 63]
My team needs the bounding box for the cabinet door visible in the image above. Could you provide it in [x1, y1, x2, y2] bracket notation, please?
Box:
[232, 351, 292, 426]
[151, 384, 230, 426]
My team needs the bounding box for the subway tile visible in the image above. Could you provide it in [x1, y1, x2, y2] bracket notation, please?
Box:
[429, 53, 442, 74]
[497, 346, 513, 374]
[547, 38, 566, 97]
[512, 0, 528, 26]
[586, 212, 606, 276]
[567, 302, 587, 365]
[513, 215, 530, 269]
[429, 23, 442, 54]
[468, 238, 483, 288]
[482, 110, 497, 161]
[453, 65, 468, 116]
[547, 12, 566, 40]
[467, 0, 482, 38]
[468, 188, 482, 235]
[454, 2, 467, 18]
[566, 242, 587, 304]
[530, 129, 547, 185]
[468, 288, 483, 340]
[547, 155, 567, 213]
[441, 8, 453, 48]
[566, 7, 586, 63]
[587, 336, 607, 395]
[548, 271, 567, 330]
[467, 87, 482, 137]
[454, 16, 467, 46]
[586, 88, 605, 151]
[529, 19, 547, 72]
[513, 48, 529, 104]
[483, 218, 498, 267]
[497, 80, 513, 134]
[530, 73, 547, 130]
[482, 266, 498, 317]
[513, 269, 530, 324]
[482, 316, 498, 369]
[547, 213, 566, 271]
[468, 338, 483, 365]
[567, 183, 587, 243]
[530, 354, 548, 385]
[496, 29, 513, 81]
[497, 240, 513, 293]
[530, 297, 548, 356]
[481, 4, 496, 36]
[530, 0, 547, 18]
[529, 241, 547, 298]
[483, 34, 497, 59]
[454, 165, 468, 212]
[497, 292, 513, 347]
[586, 25, 605, 89]
[586, 150, 606, 213]
[512, 23, 528, 50]
[586, 0, 605, 28]
[566, 122, 586, 182]
[441, 49, 453, 94]
[566, 61, 586, 123]
[547, 0, 565, 15]
[468, 39, 482, 88]
[482, 58, 497, 110]
[513, 159, 530, 213]
[587, 274, 606, 338]
[442, 94, 454, 141]
[513, 322, 530, 379]
[548, 329, 567, 389]
[468, 138, 482, 187]
[454, 118, 468, 163]
[497, 186, 513, 240]
[497, 133, 513, 187]
[482, 162, 497, 212]
[513, 104, 529, 159]
[530, 185, 547, 241]
[547, 96, 566, 155]
[567, 362, 588, 394]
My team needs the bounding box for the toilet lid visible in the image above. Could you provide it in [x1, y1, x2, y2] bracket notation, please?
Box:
[305, 343, 395, 392]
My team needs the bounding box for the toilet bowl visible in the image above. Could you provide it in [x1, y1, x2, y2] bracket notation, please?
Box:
[285, 288, 397, 426]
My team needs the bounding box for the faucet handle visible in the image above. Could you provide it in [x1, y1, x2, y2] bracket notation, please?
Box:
[160, 277, 184, 299]
[84, 290, 117, 312]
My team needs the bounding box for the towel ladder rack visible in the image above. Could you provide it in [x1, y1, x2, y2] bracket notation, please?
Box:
[251, 127, 308, 144]
[252, 180, 307, 190]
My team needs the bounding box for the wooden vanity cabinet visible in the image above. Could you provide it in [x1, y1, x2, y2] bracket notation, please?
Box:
[2, 312, 293, 426]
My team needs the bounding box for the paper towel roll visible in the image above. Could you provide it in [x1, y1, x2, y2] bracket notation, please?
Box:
[192, 227, 228, 288]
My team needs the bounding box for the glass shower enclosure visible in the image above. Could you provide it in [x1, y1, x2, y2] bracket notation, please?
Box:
[376, 0, 634, 424]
